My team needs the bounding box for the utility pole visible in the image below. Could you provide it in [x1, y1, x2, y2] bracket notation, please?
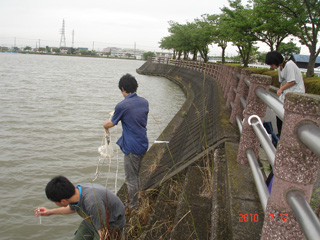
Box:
[92, 41, 94, 51]
[59, 19, 66, 48]
[72, 29, 74, 49]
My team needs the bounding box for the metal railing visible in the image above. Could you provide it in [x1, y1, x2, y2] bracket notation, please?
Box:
[248, 115, 275, 168]
[297, 122, 320, 158]
[245, 114, 320, 239]
[246, 148, 270, 212]
[236, 78, 320, 240]
[287, 190, 320, 240]
[148, 57, 320, 239]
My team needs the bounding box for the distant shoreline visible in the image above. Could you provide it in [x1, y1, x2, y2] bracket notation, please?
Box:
[0, 51, 143, 61]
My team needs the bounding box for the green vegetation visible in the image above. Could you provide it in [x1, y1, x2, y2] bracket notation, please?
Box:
[143, 51, 155, 60]
[239, 65, 320, 95]
[255, 0, 320, 77]
[278, 41, 301, 60]
[159, 0, 320, 77]
[24, 46, 32, 51]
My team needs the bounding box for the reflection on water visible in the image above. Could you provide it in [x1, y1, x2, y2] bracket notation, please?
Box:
[0, 53, 185, 240]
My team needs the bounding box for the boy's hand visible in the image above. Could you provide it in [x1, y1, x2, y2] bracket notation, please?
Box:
[35, 207, 52, 217]
[277, 89, 283, 96]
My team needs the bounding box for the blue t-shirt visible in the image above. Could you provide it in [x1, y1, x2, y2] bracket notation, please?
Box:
[111, 93, 149, 155]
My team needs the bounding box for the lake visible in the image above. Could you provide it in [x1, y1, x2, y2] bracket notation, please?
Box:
[0, 53, 185, 239]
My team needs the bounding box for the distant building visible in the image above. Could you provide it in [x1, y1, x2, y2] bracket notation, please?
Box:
[289, 54, 320, 69]
[77, 47, 89, 51]
[0, 46, 9, 51]
[155, 52, 173, 58]
[59, 47, 72, 54]
[101, 47, 145, 59]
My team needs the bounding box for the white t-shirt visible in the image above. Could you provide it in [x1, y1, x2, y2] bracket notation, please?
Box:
[278, 60, 305, 102]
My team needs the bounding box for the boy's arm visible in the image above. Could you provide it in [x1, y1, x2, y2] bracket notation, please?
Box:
[35, 206, 75, 216]
[277, 81, 295, 96]
[103, 120, 115, 133]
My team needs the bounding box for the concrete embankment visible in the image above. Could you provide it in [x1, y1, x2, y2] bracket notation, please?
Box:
[118, 61, 264, 239]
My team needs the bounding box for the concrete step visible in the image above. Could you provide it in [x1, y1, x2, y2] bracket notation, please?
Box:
[141, 172, 187, 240]
[223, 142, 264, 239]
[170, 163, 213, 239]
[211, 146, 232, 240]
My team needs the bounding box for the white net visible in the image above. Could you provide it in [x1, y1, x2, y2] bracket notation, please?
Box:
[98, 132, 114, 158]
[92, 111, 120, 193]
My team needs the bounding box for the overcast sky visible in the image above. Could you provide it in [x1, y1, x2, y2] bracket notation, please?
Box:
[0, 0, 307, 56]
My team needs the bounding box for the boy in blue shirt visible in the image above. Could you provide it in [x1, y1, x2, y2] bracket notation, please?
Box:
[103, 74, 149, 209]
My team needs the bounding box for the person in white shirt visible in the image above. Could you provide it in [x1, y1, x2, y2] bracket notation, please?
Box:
[265, 51, 305, 136]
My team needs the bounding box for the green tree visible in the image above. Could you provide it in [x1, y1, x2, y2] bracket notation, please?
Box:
[160, 18, 215, 62]
[79, 50, 97, 56]
[38, 47, 46, 52]
[45, 46, 51, 53]
[278, 40, 301, 60]
[24, 46, 32, 51]
[143, 51, 155, 60]
[221, 0, 258, 67]
[171, 22, 195, 60]
[255, 0, 320, 77]
[194, 15, 216, 62]
[70, 48, 76, 54]
[52, 48, 60, 53]
[207, 13, 231, 64]
[159, 35, 178, 59]
[256, 52, 268, 63]
[160, 21, 195, 60]
[252, 1, 292, 51]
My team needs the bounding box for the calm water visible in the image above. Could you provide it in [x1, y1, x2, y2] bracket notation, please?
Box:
[0, 53, 185, 239]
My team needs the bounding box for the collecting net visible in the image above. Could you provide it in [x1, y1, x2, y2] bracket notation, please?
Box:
[93, 112, 120, 193]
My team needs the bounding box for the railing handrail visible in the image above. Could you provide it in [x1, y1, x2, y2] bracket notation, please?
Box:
[287, 190, 320, 240]
[248, 115, 275, 168]
[297, 122, 320, 158]
[255, 86, 285, 121]
[236, 115, 243, 134]
[246, 148, 270, 213]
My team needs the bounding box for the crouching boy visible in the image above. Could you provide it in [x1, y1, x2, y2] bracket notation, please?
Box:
[35, 176, 125, 240]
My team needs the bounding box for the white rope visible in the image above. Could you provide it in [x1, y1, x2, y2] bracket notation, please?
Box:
[92, 134, 107, 182]
[112, 125, 119, 193]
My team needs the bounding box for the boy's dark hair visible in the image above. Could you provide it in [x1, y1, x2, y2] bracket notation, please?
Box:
[118, 74, 138, 93]
[265, 51, 284, 67]
[45, 176, 75, 202]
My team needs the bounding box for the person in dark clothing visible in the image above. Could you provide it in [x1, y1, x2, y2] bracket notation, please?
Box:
[103, 74, 149, 209]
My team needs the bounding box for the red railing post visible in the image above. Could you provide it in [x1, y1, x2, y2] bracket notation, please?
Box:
[229, 69, 251, 126]
[261, 93, 320, 239]
[237, 74, 272, 164]
[226, 67, 242, 109]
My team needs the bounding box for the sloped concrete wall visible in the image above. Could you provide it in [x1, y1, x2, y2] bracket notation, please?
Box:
[137, 62, 238, 190]
[116, 61, 264, 239]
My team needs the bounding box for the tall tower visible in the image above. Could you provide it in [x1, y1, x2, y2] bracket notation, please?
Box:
[72, 29, 74, 48]
[59, 19, 66, 48]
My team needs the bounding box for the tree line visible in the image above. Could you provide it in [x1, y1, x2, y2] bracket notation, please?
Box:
[159, 0, 320, 77]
